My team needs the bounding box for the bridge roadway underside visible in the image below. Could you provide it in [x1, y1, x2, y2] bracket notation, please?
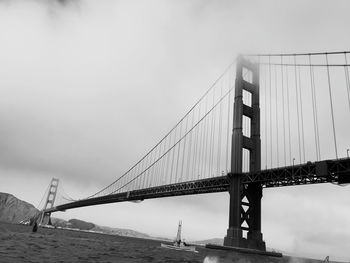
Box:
[47, 158, 350, 213]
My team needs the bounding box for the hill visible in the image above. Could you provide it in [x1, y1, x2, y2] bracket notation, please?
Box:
[0, 192, 39, 223]
[51, 217, 150, 238]
[0, 192, 150, 239]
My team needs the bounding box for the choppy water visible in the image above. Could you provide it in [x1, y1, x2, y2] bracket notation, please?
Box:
[0, 222, 323, 263]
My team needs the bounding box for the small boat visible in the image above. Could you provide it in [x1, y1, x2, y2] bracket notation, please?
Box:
[161, 220, 197, 253]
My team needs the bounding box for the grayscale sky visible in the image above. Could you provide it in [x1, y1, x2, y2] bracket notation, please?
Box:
[1, 0, 350, 261]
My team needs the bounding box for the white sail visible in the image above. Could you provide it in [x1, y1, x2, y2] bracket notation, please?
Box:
[160, 220, 198, 253]
[176, 220, 182, 243]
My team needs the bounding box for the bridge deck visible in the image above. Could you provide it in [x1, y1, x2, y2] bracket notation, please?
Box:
[46, 158, 350, 213]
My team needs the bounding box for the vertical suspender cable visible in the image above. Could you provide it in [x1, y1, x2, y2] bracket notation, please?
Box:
[126, 170, 131, 190]
[209, 88, 216, 177]
[133, 162, 137, 190]
[294, 55, 302, 164]
[344, 52, 350, 113]
[145, 150, 152, 187]
[139, 156, 144, 189]
[152, 147, 157, 187]
[152, 145, 158, 187]
[156, 147, 161, 186]
[193, 106, 201, 178]
[325, 53, 338, 159]
[144, 152, 151, 186]
[165, 133, 172, 184]
[226, 69, 232, 173]
[281, 57, 286, 166]
[274, 64, 279, 166]
[169, 128, 177, 183]
[308, 55, 320, 161]
[217, 81, 223, 176]
[135, 161, 140, 189]
[135, 166, 139, 189]
[204, 102, 211, 178]
[155, 143, 160, 186]
[298, 65, 306, 163]
[264, 63, 268, 169]
[198, 106, 205, 179]
[139, 156, 143, 188]
[186, 109, 195, 180]
[130, 165, 135, 190]
[175, 122, 183, 182]
[154, 144, 159, 187]
[157, 144, 162, 185]
[166, 136, 172, 185]
[203, 98, 210, 178]
[180, 115, 188, 182]
[286, 64, 292, 165]
[137, 162, 142, 189]
[269, 56, 273, 168]
[200, 96, 209, 178]
[141, 155, 146, 188]
[143, 156, 151, 189]
[160, 136, 167, 185]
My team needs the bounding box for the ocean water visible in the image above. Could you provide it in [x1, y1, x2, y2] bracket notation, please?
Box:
[0, 222, 322, 263]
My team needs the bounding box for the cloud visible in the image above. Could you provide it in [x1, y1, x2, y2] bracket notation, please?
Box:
[0, 0, 242, 188]
[1, 1, 350, 261]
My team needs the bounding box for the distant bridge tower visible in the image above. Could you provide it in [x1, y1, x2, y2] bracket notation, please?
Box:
[39, 178, 59, 225]
[224, 56, 266, 250]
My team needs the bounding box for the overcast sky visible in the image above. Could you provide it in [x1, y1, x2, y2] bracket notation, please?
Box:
[1, 0, 350, 261]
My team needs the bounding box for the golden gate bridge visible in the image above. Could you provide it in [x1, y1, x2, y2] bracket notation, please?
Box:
[34, 51, 350, 252]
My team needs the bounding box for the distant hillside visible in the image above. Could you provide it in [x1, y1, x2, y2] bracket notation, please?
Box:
[0, 193, 39, 223]
[93, 224, 150, 238]
[69, 218, 95, 230]
[51, 217, 150, 239]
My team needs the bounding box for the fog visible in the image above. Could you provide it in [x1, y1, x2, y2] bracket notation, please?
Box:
[1, 0, 350, 261]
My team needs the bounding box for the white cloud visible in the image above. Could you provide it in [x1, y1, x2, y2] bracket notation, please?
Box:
[1, 0, 350, 260]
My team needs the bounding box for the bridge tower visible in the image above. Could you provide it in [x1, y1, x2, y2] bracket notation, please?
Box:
[224, 56, 266, 250]
[39, 178, 59, 225]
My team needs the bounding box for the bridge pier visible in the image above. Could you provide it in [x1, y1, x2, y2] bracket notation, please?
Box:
[245, 183, 265, 250]
[224, 175, 246, 247]
[224, 56, 265, 251]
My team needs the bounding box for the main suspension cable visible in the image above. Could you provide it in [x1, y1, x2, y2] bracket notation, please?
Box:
[89, 58, 238, 198]
[36, 183, 50, 210]
[113, 84, 236, 193]
[260, 63, 350, 67]
[245, 50, 350, 57]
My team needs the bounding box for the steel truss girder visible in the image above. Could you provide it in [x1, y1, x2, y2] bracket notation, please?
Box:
[242, 158, 350, 187]
[46, 158, 350, 213]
